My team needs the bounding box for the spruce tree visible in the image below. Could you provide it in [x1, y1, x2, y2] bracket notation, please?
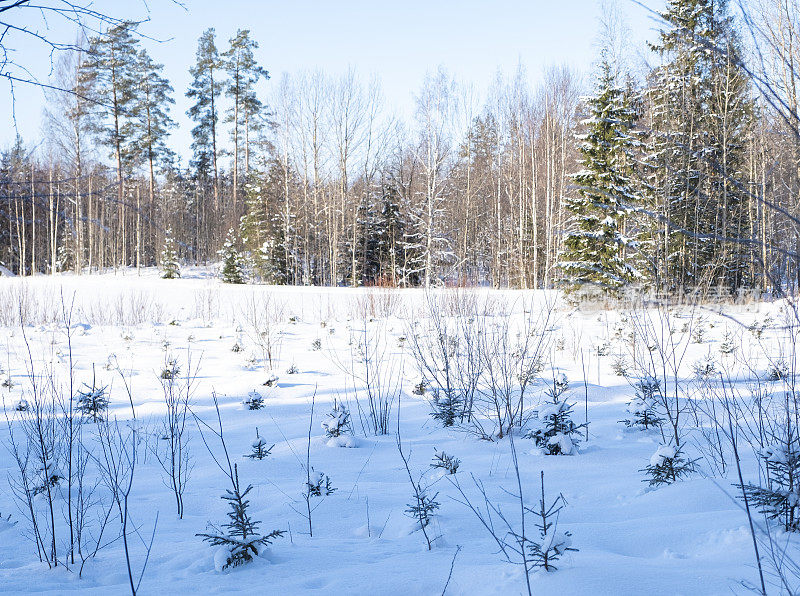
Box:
[160, 228, 180, 279]
[561, 56, 641, 295]
[218, 228, 246, 284]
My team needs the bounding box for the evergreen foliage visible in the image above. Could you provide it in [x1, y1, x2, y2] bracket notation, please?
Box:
[738, 435, 800, 532]
[197, 464, 284, 570]
[160, 228, 180, 279]
[219, 228, 246, 284]
[561, 55, 642, 294]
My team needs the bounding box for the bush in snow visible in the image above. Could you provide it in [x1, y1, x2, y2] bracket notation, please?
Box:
[620, 379, 664, 430]
[527, 374, 584, 455]
[641, 444, 697, 487]
[197, 464, 284, 571]
[311, 338, 322, 351]
[430, 449, 460, 475]
[412, 380, 426, 396]
[160, 358, 180, 380]
[75, 380, 109, 422]
[528, 471, 576, 571]
[286, 364, 299, 375]
[321, 401, 351, 438]
[12, 398, 29, 412]
[245, 429, 273, 460]
[218, 228, 246, 284]
[739, 438, 800, 532]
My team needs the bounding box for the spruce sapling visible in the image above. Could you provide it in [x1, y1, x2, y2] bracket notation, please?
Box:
[620, 379, 664, 430]
[528, 471, 576, 571]
[75, 372, 109, 423]
[641, 444, 698, 486]
[738, 436, 800, 531]
[528, 374, 585, 455]
[197, 464, 284, 570]
[245, 428, 273, 460]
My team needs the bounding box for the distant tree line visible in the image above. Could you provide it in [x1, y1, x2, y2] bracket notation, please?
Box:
[2, 0, 800, 296]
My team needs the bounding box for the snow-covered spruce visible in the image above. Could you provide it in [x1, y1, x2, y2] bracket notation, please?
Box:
[160, 228, 181, 279]
[528, 374, 585, 455]
[218, 228, 246, 284]
[197, 464, 284, 571]
[75, 380, 110, 422]
[641, 444, 697, 487]
[321, 400, 351, 438]
[738, 438, 800, 532]
[560, 53, 643, 296]
[245, 428, 273, 460]
[620, 379, 664, 430]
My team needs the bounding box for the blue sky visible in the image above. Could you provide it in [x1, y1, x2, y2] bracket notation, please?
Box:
[0, 0, 662, 157]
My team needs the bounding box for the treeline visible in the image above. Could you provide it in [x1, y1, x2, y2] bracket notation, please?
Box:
[1, 0, 799, 295]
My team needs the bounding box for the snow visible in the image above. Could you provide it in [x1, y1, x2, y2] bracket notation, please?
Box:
[0, 267, 791, 594]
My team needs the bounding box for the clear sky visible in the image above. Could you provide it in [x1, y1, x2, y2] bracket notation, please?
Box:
[0, 0, 663, 158]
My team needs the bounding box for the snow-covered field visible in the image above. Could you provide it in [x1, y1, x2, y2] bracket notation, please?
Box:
[0, 270, 791, 594]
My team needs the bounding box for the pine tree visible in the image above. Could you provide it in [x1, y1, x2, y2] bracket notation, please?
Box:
[130, 49, 176, 217]
[160, 228, 180, 279]
[218, 228, 246, 284]
[223, 29, 268, 211]
[187, 29, 223, 210]
[80, 22, 141, 239]
[561, 55, 642, 295]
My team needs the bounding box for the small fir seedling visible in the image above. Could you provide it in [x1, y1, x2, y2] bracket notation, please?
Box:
[75, 379, 110, 422]
[311, 338, 322, 351]
[528, 374, 585, 455]
[738, 436, 800, 532]
[286, 364, 299, 375]
[262, 373, 279, 387]
[405, 485, 440, 529]
[528, 471, 576, 571]
[620, 379, 664, 430]
[306, 471, 336, 497]
[197, 464, 284, 570]
[412, 381, 426, 396]
[430, 388, 462, 428]
[691, 355, 717, 380]
[321, 401, 351, 438]
[719, 330, 737, 355]
[767, 360, 790, 382]
[243, 391, 265, 410]
[160, 358, 180, 380]
[611, 354, 630, 377]
[245, 429, 274, 460]
[430, 449, 460, 475]
[641, 443, 698, 487]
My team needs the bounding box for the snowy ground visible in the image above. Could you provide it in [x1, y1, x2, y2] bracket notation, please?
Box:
[0, 269, 790, 594]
